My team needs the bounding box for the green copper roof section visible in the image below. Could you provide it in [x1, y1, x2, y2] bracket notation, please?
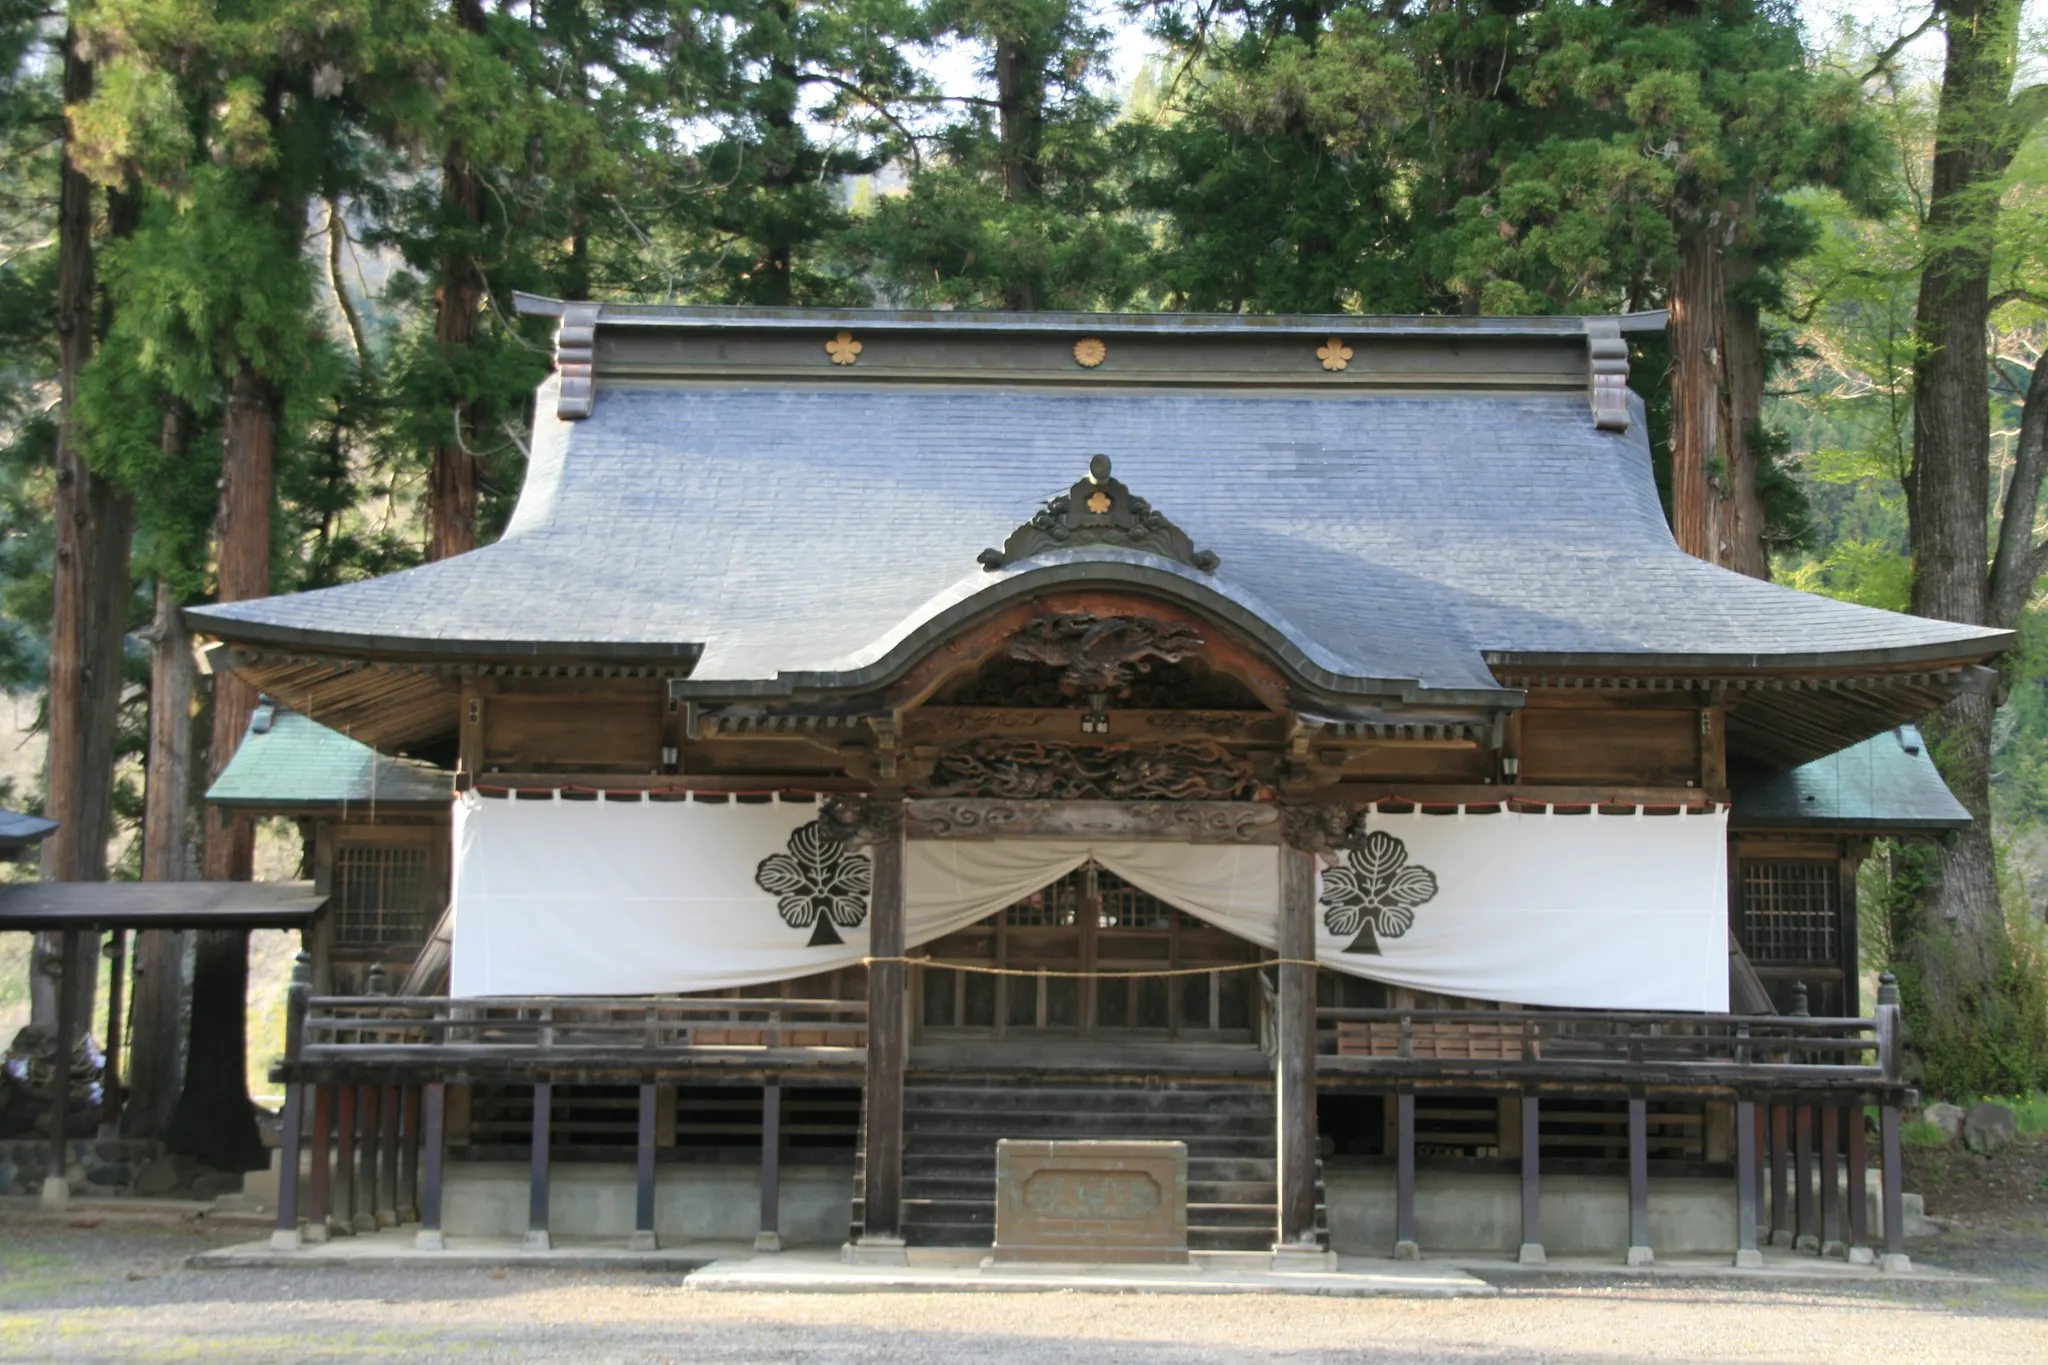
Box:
[207, 699, 451, 810]
[1730, 727, 1969, 833]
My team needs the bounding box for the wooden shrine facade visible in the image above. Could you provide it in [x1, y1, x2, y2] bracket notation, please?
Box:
[183, 301, 2010, 1268]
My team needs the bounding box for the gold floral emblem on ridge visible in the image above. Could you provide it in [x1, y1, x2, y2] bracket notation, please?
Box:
[1317, 337, 1353, 372]
[1073, 337, 1107, 368]
[826, 331, 863, 365]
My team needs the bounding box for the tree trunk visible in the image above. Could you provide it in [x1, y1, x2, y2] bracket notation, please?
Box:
[427, 0, 488, 561]
[1667, 233, 1732, 565]
[35, 25, 132, 1052]
[1721, 244, 1770, 580]
[994, 34, 1047, 311]
[163, 364, 275, 1173]
[125, 564, 198, 1138]
[1900, 1, 2017, 979]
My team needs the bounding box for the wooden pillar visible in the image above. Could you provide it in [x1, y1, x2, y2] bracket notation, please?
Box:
[333, 1084, 357, 1236]
[397, 1086, 420, 1223]
[1847, 1104, 1871, 1261]
[270, 1080, 306, 1251]
[1626, 1094, 1652, 1266]
[1393, 1089, 1418, 1260]
[100, 928, 126, 1133]
[853, 802, 907, 1260]
[1734, 1098, 1762, 1267]
[1518, 1091, 1544, 1264]
[757, 1081, 782, 1252]
[1819, 1105, 1844, 1258]
[1274, 844, 1319, 1256]
[416, 1082, 446, 1250]
[306, 1084, 334, 1243]
[632, 1081, 658, 1251]
[526, 1080, 552, 1251]
[1793, 1103, 1818, 1253]
[377, 1083, 401, 1228]
[1768, 1104, 1791, 1247]
[355, 1084, 380, 1234]
[1879, 1103, 1908, 1272]
[41, 930, 83, 1209]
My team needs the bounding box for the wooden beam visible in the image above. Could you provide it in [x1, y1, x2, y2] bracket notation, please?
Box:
[1275, 845, 1318, 1252]
[1879, 1104, 1907, 1271]
[1519, 1092, 1544, 1264]
[396, 1086, 420, 1224]
[853, 804, 907, 1260]
[1794, 1103, 1818, 1253]
[41, 930, 81, 1210]
[1769, 1104, 1791, 1247]
[416, 1082, 446, 1250]
[633, 1082, 658, 1251]
[355, 1084, 380, 1234]
[526, 1080, 553, 1251]
[1626, 1095, 1651, 1265]
[1847, 1104, 1870, 1259]
[1820, 1105, 1844, 1258]
[1394, 1090, 1418, 1259]
[757, 1082, 782, 1253]
[333, 1084, 357, 1237]
[1735, 1098, 1762, 1266]
[377, 1083, 401, 1228]
[271, 1081, 306, 1251]
[306, 1084, 333, 1243]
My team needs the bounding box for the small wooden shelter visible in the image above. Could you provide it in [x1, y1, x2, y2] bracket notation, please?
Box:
[182, 302, 2007, 1268]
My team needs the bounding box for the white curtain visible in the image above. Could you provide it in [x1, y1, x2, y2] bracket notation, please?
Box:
[448, 794, 1728, 1010]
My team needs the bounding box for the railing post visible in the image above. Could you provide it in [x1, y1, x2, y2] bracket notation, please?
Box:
[1768, 1103, 1791, 1247]
[756, 1080, 782, 1253]
[1734, 1097, 1762, 1267]
[1846, 1103, 1872, 1264]
[526, 1079, 553, 1251]
[1794, 1103, 1818, 1253]
[1626, 1093, 1651, 1266]
[1393, 1089, 1418, 1260]
[1876, 972, 1902, 1084]
[1518, 1090, 1543, 1265]
[333, 1084, 357, 1237]
[1875, 973, 1909, 1273]
[355, 1084, 381, 1235]
[416, 1082, 446, 1250]
[397, 1086, 420, 1223]
[270, 952, 314, 1251]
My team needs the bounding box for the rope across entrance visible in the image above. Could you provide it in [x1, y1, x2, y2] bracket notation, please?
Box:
[860, 955, 1318, 979]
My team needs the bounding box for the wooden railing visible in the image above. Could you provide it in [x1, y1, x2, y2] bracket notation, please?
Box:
[298, 994, 869, 1061]
[1316, 1005, 1897, 1087]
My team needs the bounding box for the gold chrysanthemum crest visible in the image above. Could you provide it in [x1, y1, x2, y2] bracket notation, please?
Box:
[1073, 337, 1107, 368]
[1317, 337, 1353, 372]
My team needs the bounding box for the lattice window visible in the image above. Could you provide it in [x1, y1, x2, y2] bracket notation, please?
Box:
[1097, 869, 1172, 928]
[333, 843, 436, 951]
[1002, 868, 1085, 926]
[1739, 860, 1839, 966]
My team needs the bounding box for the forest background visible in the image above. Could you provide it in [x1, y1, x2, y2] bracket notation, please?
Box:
[0, 0, 2045, 1161]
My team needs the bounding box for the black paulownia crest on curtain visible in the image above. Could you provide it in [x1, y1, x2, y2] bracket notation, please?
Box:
[756, 820, 872, 946]
[1319, 829, 1439, 954]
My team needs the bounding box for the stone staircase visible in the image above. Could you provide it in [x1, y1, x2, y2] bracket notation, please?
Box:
[853, 1075, 1324, 1253]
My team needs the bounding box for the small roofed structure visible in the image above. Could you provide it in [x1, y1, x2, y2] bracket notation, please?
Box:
[206, 700, 453, 995]
[0, 807, 57, 859]
[0, 878, 325, 1210]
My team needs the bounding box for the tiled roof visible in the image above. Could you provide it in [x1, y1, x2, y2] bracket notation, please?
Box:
[186, 309, 2008, 701]
[0, 808, 57, 851]
[1731, 727, 1970, 831]
[206, 700, 450, 809]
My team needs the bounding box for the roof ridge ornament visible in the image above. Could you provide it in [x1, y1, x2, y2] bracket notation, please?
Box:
[979, 455, 1220, 574]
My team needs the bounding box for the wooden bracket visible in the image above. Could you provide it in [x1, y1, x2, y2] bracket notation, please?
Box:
[1585, 318, 1631, 432]
[555, 302, 600, 420]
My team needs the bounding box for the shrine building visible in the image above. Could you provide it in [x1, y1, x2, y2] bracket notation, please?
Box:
[187, 301, 2006, 1269]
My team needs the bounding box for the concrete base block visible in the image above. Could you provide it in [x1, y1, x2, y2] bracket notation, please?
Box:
[1822, 1239, 1847, 1259]
[1269, 1245, 1338, 1272]
[1846, 1245, 1875, 1266]
[754, 1231, 782, 1253]
[1516, 1242, 1546, 1266]
[1392, 1240, 1420, 1261]
[269, 1227, 303, 1252]
[353, 1215, 377, 1236]
[377, 1210, 398, 1230]
[1794, 1234, 1819, 1254]
[842, 1236, 908, 1267]
[1625, 1245, 1654, 1267]
[415, 1228, 445, 1251]
[398, 1206, 419, 1225]
[1733, 1248, 1764, 1268]
[304, 1222, 331, 1245]
[629, 1230, 658, 1252]
[523, 1230, 552, 1252]
[1769, 1229, 1794, 1248]
[39, 1175, 70, 1212]
[1880, 1252, 1912, 1275]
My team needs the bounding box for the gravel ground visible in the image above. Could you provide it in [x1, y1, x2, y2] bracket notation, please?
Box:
[1, 1209, 2044, 1363]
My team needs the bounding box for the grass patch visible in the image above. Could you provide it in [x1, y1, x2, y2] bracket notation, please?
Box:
[1902, 1119, 1953, 1148]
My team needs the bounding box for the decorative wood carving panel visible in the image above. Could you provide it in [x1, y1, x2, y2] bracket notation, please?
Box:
[907, 799, 1280, 843]
[922, 738, 1257, 802]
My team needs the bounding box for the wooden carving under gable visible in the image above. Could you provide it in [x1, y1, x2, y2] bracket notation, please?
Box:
[979, 455, 1220, 573]
[1007, 613, 1204, 698]
[922, 738, 1257, 802]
